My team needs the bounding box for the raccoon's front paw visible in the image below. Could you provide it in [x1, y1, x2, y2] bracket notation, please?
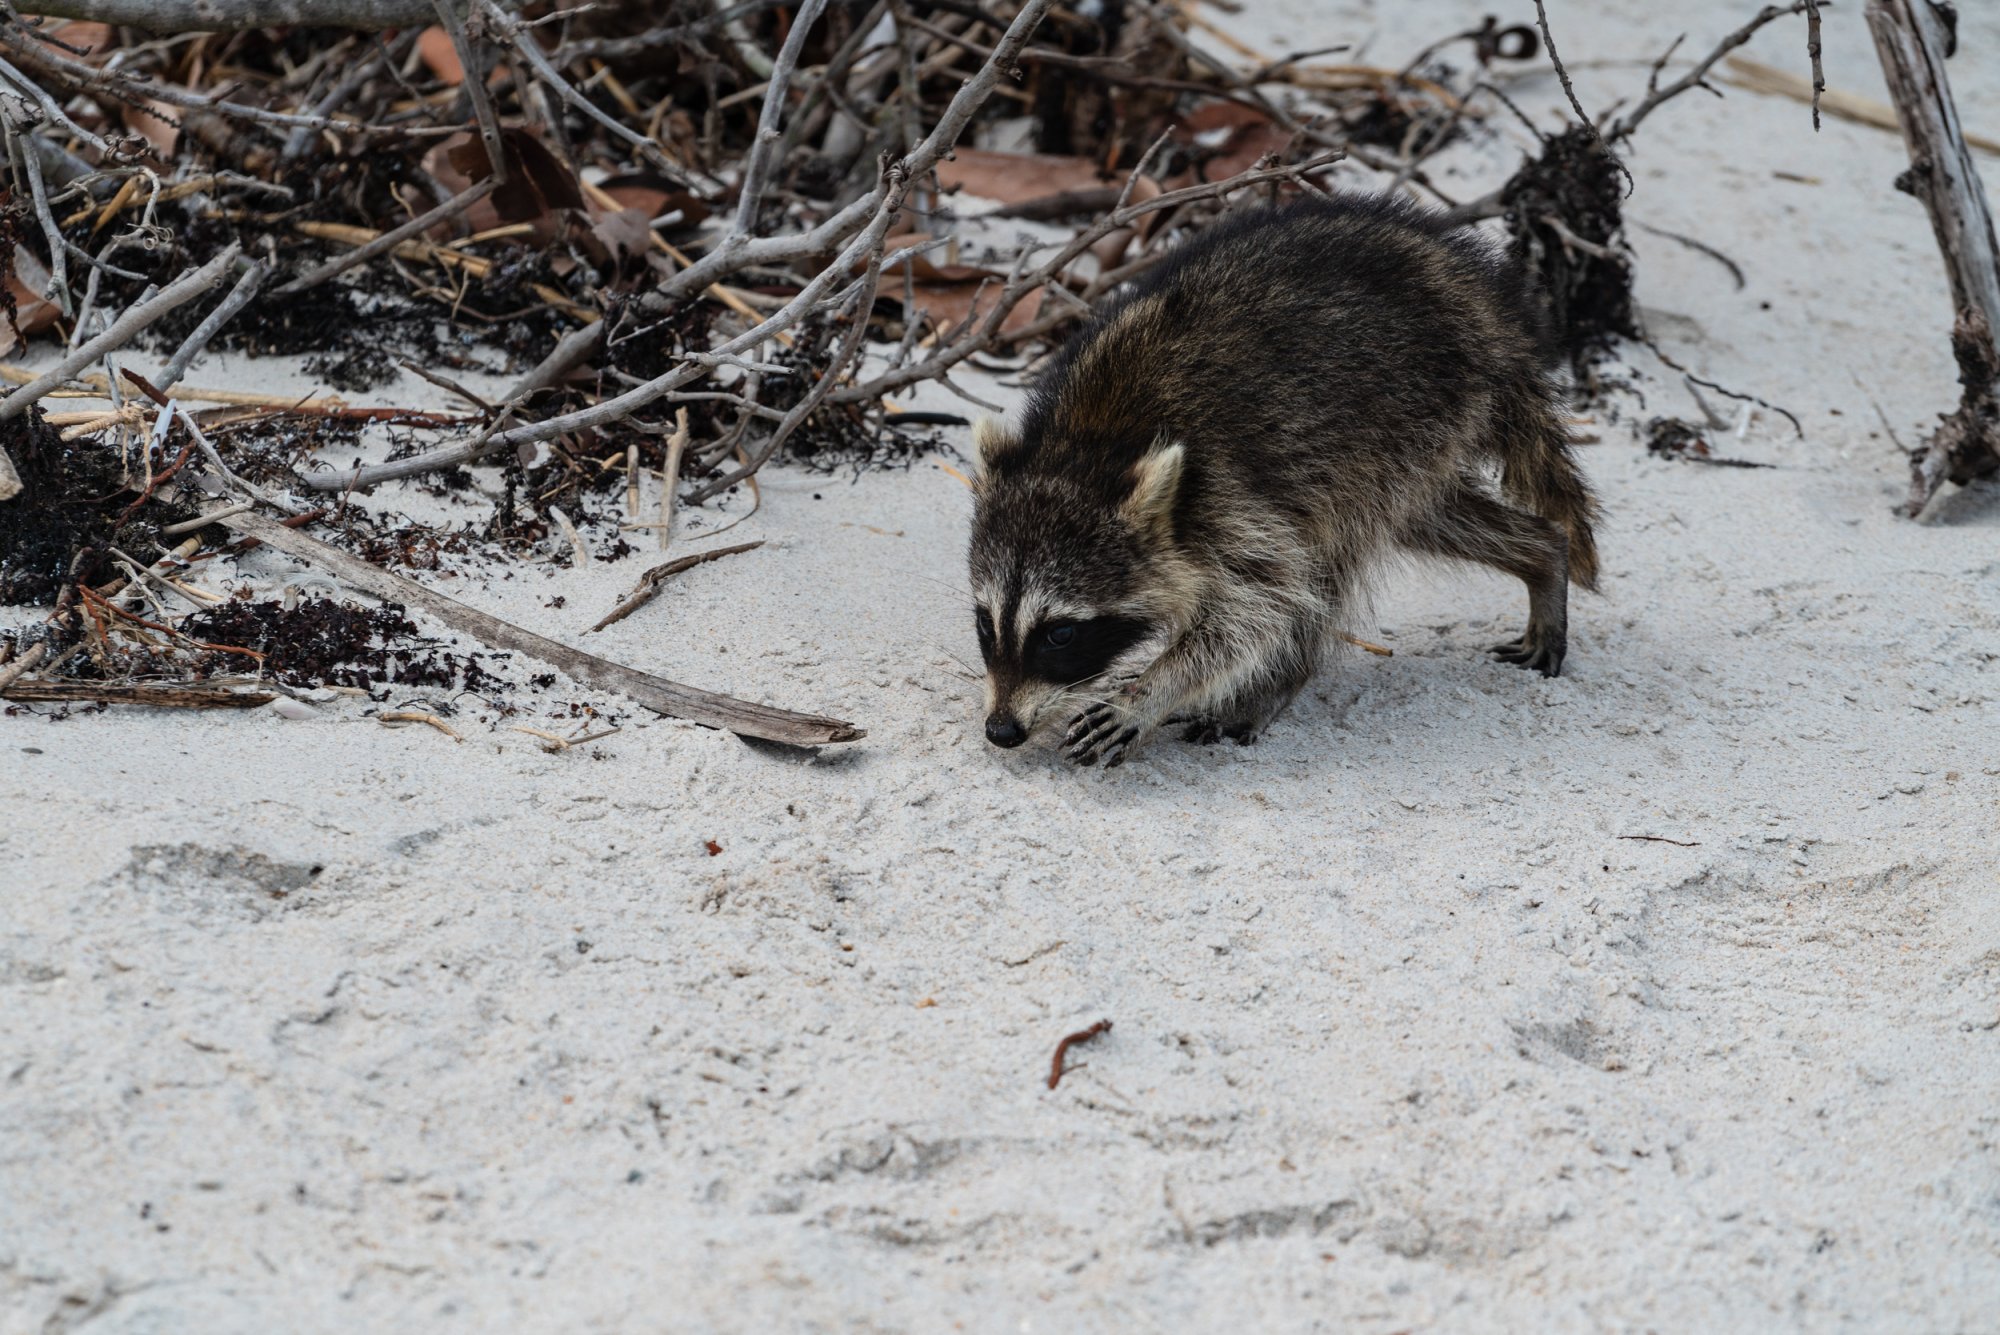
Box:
[1490, 628, 1566, 678]
[1064, 702, 1142, 767]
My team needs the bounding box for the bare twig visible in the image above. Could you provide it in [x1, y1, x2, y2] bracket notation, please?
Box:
[158, 259, 268, 391]
[1530, 0, 1594, 131]
[1609, 3, 1815, 143]
[734, 0, 831, 236]
[14, 0, 502, 28]
[275, 179, 498, 296]
[1047, 1018, 1111, 1090]
[1644, 336, 1804, 438]
[433, 0, 508, 184]
[1804, 0, 1824, 130]
[588, 539, 764, 633]
[659, 406, 689, 550]
[0, 244, 241, 422]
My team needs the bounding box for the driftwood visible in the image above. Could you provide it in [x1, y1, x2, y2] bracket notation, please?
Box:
[0, 680, 277, 707]
[1866, 0, 2000, 514]
[214, 510, 862, 746]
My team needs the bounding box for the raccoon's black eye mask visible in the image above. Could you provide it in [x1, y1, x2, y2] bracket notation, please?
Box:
[1027, 616, 1151, 683]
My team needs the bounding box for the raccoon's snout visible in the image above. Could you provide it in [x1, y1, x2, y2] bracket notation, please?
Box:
[985, 714, 1028, 748]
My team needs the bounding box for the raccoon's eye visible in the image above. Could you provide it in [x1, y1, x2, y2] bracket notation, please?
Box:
[1044, 624, 1076, 648]
[974, 608, 996, 650]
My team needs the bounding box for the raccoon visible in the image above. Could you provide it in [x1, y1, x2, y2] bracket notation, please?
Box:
[966, 192, 1601, 766]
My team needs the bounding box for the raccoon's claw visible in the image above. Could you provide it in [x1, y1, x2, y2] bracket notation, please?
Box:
[1490, 633, 1565, 678]
[1183, 719, 1260, 745]
[1065, 702, 1146, 766]
[1064, 703, 1122, 765]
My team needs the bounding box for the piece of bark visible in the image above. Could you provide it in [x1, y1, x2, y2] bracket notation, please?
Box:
[1, 680, 276, 707]
[1866, 0, 2000, 514]
[216, 510, 862, 746]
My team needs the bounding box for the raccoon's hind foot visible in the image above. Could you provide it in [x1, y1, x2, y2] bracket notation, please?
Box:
[1490, 625, 1566, 677]
[1180, 719, 1262, 746]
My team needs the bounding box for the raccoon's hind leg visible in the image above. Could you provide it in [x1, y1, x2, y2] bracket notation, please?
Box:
[1399, 480, 1571, 677]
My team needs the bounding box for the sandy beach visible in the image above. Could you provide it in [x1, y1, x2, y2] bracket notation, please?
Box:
[3, 1, 1998, 1329]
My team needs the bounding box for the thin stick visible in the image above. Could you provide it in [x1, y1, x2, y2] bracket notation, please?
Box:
[274, 179, 498, 296]
[6, 108, 69, 317]
[432, 0, 508, 186]
[734, 0, 831, 237]
[214, 509, 860, 745]
[1529, 0, 1594, 131]
[488, 0, 702, 190]
[659, 406, 689, 550]
[588, 539, 764, 633]
[1609, 3, 1813, 143]
[0, 244, 241, 422]
[1047, 1019, 1111, 1090]
[0, 642, 48, 690]
[378, 709, 464, 740]
[160, 501, 253, 535]
[158, 259, 268, 391]
[686, 239, 884, 504]
[1804, 0, 1824, 130]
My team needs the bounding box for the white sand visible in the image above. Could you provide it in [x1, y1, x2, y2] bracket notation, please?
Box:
[4, 2, 1999, 1329]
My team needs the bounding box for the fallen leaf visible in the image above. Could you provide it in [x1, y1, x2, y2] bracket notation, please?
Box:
[48, 21, 112, 55]
[122, 97, 180, 159]
[704, 840, 723, 856]
[882, 230, 1000, 284]
[0, 245, 60, 357]
[937, 149, 1109, 204]
[907, 281, 1045, 339]
[417, 26, 463, 85]
[596, 176, 709, 231]
[1171, 102, 1290, 182]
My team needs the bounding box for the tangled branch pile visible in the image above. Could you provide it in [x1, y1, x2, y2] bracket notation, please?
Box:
[0, 0, 1847, 735]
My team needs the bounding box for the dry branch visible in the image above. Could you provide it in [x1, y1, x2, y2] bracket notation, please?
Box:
[0, 243, 241, 422]
[589, 539, 765, 634]
[1866, 0, 2000, 513]
[214, 509, 861, 746]
[1610, 3, 1816, 143]
[13, 0, 511, 30]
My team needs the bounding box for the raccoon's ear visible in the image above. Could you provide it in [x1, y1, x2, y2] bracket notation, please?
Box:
[1120, 440, 1184, 537]
[971, 415, 1020, 481]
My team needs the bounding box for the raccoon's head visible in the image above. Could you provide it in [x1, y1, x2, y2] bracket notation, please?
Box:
[965, 415, 1184, 748]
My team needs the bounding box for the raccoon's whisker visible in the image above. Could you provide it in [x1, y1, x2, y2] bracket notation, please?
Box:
[926, 644, 984, 681]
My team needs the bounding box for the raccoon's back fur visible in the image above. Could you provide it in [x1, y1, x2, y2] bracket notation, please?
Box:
[969, 192, 1601, 766]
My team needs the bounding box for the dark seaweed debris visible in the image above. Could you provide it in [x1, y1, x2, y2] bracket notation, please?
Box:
[179, 596, 504, 693]
[0, 410, 200, 604]
[1503, 125, 1640, 377]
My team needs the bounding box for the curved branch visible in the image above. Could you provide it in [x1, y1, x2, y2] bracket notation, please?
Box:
[13, 0, 515, 31]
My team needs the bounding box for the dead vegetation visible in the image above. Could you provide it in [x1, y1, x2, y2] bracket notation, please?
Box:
[0, 0, 1967, 739]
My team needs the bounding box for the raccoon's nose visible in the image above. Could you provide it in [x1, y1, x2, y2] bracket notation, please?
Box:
[985, 714, 1028, 748]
